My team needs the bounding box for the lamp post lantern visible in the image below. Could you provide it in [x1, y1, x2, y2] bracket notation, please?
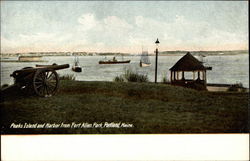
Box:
[155, 38, 160, 83]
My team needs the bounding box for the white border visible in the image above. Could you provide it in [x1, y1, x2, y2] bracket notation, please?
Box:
[1, 134, 249, 161]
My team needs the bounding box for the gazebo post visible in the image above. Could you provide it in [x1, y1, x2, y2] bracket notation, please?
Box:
[172, 71, 174, 82]
[182, 71, 185, 80]
[170, 71, 173, 82]
[204, 70, 207, 84]
[198, 71, 200, 79]
[205, 71, 207, 84]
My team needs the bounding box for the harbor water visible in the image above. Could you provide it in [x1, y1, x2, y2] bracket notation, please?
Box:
[1, 54, 249, 88]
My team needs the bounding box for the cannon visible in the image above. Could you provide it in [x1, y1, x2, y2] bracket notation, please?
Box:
[8, 64, 69, 97]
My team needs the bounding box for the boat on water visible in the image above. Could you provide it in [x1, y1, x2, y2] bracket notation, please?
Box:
[18, 56, 43, 62]
[72, 56, 82, 72]
[1, 55, 47, 62]
[99, 56, 130, 64]
[140, 50, 151, 67]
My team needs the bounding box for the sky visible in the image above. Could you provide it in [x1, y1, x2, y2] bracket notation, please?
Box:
[1, 1, 248, 53]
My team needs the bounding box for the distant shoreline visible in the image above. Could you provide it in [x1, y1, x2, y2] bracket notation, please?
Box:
[0, 50, 248, 56]
[0, 60, 46, 62]
[0, 51, 248, 58]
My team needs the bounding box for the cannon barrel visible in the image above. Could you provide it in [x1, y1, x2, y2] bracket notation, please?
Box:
[11, 64, 69, 78]
[35, 64, 70, 70]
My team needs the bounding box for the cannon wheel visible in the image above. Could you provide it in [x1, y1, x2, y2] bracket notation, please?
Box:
[33, 69, 59, 97]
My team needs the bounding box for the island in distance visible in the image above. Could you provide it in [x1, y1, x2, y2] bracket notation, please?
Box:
[0, 50, 248, 58]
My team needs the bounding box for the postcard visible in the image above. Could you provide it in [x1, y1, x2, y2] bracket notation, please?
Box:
[0, 1, 249, 160]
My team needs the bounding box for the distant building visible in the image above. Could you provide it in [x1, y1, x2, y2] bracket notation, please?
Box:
[169, 52, 211, 90]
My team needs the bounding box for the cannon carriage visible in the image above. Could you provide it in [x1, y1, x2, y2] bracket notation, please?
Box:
[9, 64, 69, 97]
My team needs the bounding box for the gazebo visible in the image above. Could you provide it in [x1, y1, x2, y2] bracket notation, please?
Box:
[169, 52, 210, 89]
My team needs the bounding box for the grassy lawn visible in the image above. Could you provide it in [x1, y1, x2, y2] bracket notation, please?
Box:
[1, 80, 249, 134]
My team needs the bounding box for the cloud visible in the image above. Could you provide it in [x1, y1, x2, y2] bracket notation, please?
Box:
[103, 16, 132, 30]
[1, 12, 247, 53]
[77, 13, 132, 32]
[131, 14, 247, 51]
[76, 13, 134, 49]
[78, 13, 98, 31]
[1, 32, 74, 53]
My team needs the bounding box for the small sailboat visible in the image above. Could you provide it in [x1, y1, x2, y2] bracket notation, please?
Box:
[140, 50, 151, 67]
[72, 56, 82, 72]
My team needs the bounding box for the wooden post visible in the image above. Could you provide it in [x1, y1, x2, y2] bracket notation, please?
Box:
[198, 71, 200, 79]
[204, 70, 207, 85]
[170, 71, 172, 82]
[182, 71, 185, 80]
[173, 71, 176, 80]
[155, 48, 158, 83]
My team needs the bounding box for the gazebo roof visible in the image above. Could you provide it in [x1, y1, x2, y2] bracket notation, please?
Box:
[170, 52, 206, 71]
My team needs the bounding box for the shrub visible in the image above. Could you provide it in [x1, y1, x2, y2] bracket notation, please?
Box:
[228, 83, 246, 92]
[124, 69, 148, 82]
[137, 74, 149, 82]
[114, 75, 124, 82]
[114, 69, 148, 83]
[162, 76, 170, 83]
[59, 74, 76, 81]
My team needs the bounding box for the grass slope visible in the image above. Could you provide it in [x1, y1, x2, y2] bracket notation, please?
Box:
[1, 81, 249, 134]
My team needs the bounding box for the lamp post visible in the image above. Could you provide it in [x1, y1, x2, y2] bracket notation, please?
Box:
[155, 38, 160, 83]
